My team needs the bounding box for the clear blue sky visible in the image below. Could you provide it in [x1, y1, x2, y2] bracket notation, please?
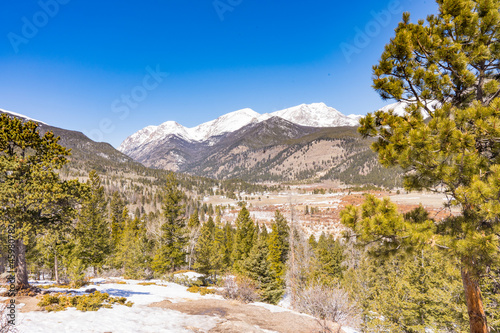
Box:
[0, 0, 438, 147]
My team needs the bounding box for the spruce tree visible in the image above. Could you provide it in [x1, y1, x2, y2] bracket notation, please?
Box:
[75, 170, 111, 276]
[311, 234, 345, 286]
[350, 1, 500, 331]
[116, 216, 150, 279]
[194, 216, 215, 276]
[210, 215, 227, 280]
[0, 114, 80, 289]
[223, 221, 234, 268]
[110, 191, 126, 247]
[186, 209, 201, 270]
[231, 206, 256, 272]
[152, 172, 187, 274]
[242, 233, 280, 304]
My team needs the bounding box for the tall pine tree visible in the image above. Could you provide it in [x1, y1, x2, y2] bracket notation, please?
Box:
[350, 1, 500, 331]
[231, 206, 256, 272]
[0, 115, 80, 289]
[75, 170, 111, 276]
[152, 172, 187, 274]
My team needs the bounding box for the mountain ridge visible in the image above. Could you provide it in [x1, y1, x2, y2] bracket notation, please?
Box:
[118, 102, 361, 154]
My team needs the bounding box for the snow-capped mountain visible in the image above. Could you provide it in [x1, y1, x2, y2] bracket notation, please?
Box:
[119, 103, 360, 154]
[0, 108, 47, 125]
[378, 100, 440, 117]
[267, 103, 358, 127]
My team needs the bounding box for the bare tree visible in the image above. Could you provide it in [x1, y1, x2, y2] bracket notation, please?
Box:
[296, 284, 360, 333]
[0, 304, 17, 333]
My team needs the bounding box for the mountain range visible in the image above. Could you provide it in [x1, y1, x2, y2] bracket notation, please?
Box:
[0, 101, 411, 187]
[118, 103, 360, 153]
[116, 102, 402, 185]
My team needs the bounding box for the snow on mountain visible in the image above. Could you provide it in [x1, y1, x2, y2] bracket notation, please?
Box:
[118, 103, 361, 153]
[268, 102, 358, 127]
[378, 100, 440, 118]
[191, 108, 261, 141]
[0, 108, 47, 125]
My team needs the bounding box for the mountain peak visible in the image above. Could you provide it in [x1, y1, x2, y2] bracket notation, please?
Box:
[270, 102, 356, 127]
[118, 103, 362, 154]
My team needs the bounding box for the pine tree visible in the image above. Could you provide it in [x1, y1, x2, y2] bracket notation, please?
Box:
[152, 172, 187, 274]
[242, 233, 280, 304]
[352, 1, 500, 331]
[0, 114, 80, 289]
[210, 215, 227, 280]
[311, 233, 345, 286]
[110, 191, 126, 247]
[223, 221, 234, 268]
[266, 211, 290, 302]
[343, 248, 468, 332]
[231, 206, 256, 272]
[308, 234, 317, 250]
[75, 170, 111, 276]
[186, 209, 201, 270]
[116, 216, 151, 279]
[194, 216, 215, 275]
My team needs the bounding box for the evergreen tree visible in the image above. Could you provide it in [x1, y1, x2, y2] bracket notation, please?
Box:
[223, 221, 234, 268]
[194, 216, 215, 276]
[186, 209, 201, 270]
[308, 234, 317, 250]
[210, 216, 227, 280]
[0, 115, 80, 289]
[110, 191, 126, 247]
[266, 211, 290, 302]
[343, 248, 468, 332]
[231, 206, 256, 272]
[352, 1, 500, 330]
[242, 233, 280, 304]
[152, 172, 187, 274]
[116, 216, 151, 279]
[75, 170, 111, 276]
[311, 234, 345, 286]
[187, 209, 200, 229]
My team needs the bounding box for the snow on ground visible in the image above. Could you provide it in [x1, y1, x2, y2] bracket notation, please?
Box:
[18, 304, 220, 333]
[249, 302, 294, 313]
[17, 279, 223, 333]
[173, 272, 204, 281]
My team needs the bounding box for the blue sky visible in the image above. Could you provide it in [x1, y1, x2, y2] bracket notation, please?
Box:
[0, 0, 438, 147]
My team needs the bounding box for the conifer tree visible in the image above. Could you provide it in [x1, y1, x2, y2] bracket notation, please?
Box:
[116, 216, 150, 279]
[152, 172, 187, 274]
[242, 233, 280, 304]
[0, 115, 80, 289]
[110, 191, 126, 247]
[186, 209, 201, 270]
[223, 221, 234, 268]
[350, 1, 500, 331]
[232, 206, 256, 272]
[194, 216, 215, 275]
[75, 170, 111, 276]
[209, 216, 227, 280]
[343, 248, 468, 332]
[311, 233, 345, 286]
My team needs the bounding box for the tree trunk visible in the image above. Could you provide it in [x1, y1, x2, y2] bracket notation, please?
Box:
[54, 254, 59, 284]
[461, 267, 488, 333]
[15, 239, 29, 290]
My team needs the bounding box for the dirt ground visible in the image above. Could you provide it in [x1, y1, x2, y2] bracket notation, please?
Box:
[1, 296, 42, 313]
[150, 298, 341, 333]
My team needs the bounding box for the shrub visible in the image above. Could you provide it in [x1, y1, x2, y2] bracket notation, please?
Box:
[37, 291, 133, 312]
[221, 275, 258, 303]
[186, 286, 216, 296]
[296, 284, 360, 333]
[0, 303, 18, 333]
[137, 282, 157, 286]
